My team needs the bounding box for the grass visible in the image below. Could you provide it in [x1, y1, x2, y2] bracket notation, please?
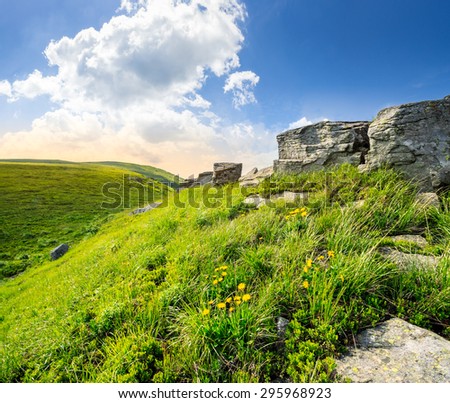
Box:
[0, 161, 171, 278]
[0, 164, 449, 382]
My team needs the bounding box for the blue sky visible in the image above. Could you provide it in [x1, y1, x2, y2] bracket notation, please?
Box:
[0, 0, 449, 175]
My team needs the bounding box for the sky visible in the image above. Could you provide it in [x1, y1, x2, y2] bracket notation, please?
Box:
[0, 0, 449, 177]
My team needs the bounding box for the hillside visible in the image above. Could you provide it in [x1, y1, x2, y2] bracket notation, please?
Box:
[0, 161, 172, 279]
[1, 164, 449, 382]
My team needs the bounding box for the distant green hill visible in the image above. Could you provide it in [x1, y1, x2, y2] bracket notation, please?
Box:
[0, 161, 173, 278]
[1, 164, 448, 383]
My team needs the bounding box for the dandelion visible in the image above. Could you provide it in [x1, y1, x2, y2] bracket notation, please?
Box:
[202, 309, 210, 316]
[226, 297, 232, 303]
[235, 301, 242, 306]
[317, 255, 325, 261]
[327, 250, 335, 258]
[303, 266, 309, 273]
[259, 237, 263, 240]
[215, 268, 220, 272]
[213, 280, 219, 285]
[238, 283, 246, 291]
[217, 302, 226, 309]
[221, 265, 228, 270]
[234, 296, 241, 302]
[229, 307, 235, 313]
[219, 277, 224, 282]
[242, 294, 251, 302]
[306, 259, 313, 268]
[301, 211, 307, 217]
[208, 300, 214, 305]
[221, 272, 227, 277]
[302, 280, 309, 289]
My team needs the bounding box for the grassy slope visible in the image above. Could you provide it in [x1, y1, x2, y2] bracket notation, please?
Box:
[0, 165, 449, 382]
[0, 161, 170, 278]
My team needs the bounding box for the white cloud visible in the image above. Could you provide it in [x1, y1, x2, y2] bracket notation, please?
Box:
[0, 0, 271, 176]
[223, 70, 260, 109]
[0, 80, 12, 97]
[286, 116, 329, 131]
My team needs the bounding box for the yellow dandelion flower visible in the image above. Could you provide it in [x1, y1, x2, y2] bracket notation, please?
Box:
[301, 211, 308, 217]
[306, 259, 313, 268]
[302, 280, 309, 289]
[213, 280, 219, 285]
[235, 301, 242, 306]
[226, 297, 232, 303]
[317, 255, 325, 261]
[202, 308, 210, 316]
[215, 268, 220, 272]
[303, 266, 309, 273]
[221, 265, 228, 270]
[221, 272, 227, 276]
[328, 250, 335, 258]
[285, 215, 291, 220]
[208, 300, 214, 305]
[234, 295, 241, 302]
[219, 277, 224, 282]
[242, 294, 251, 302]
[217, 302, 226, 309]
[300, 207, 307, 212]
[229, 307, 235, 313]
[238, 283, 246, 291]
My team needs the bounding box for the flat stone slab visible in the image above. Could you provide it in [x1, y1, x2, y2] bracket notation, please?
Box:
[378, 247, 438, 269]
[389, 235, 428, 248]
[50, 243, 69, 261]
[336, 318, 450, 382]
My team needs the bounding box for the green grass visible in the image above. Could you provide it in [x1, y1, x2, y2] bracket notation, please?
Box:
[0, 164, 449, 382]
[0, 161, 171, 278]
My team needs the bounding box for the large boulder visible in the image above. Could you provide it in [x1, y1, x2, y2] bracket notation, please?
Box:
[212, 162, 243, 186]
[274, 121, 370, 173]
[364, 96, 450, 190]
[336, 318, 450, 382]
[50, 243, 69, 261]
[239, 166, 274, 187]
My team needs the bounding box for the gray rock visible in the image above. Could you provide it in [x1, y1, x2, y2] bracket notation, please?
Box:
[389, 235, 428, 248]
[212, 162, 243, 186]
[276, 317, 290, 339]
[277, 191, 308, 203]
[336, 318, 450, 382]
[196, 171, 214, 185]
[415, 192, 440, 209]
[130, 202, 162, 215]
[365, 96, 450, 190]
[378, 247, 438, 269]
[50, 243, 69, 261]
[274, 121, 370, 173]
[239, 166, 274, 187]
[243, 195, 269, 208]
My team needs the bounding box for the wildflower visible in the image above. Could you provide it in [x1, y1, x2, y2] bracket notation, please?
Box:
[238, 283, 246, 291]
[219, 277, 224, 282]
[306, 259, 313, 268]
[221, 272, 227, 277]
[302, 280, 309, 289]
[221, 265, 228, 270]
[213, 280, 219, 285]
[317, 255, 325, 261]
[339, 274, 344, 282]
[234, 296, 241, 302]
[235, 301, 242, 306]
[215, 268, 220, 272]
[303, 266, 309, 273]
[226, 297, 232, 303]
[202, 309, 210, 316]
[242, 294, 251, 302]
[327, 250, 335, 258]
[301, 211, 307, 217]
[229, 307, 235, 313]
[208, 300, 214, 305]
[217, 302, 226, 309]
[259, 237, 263, 240]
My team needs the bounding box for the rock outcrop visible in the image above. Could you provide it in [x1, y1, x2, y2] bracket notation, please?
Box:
[336, 318, 450, 382]
[211, 162, 242, 186]
[130, 202, 162, 216]
[364, 96, 450, 190]
[239, 166, 274, 187]
[50, 243, 69, 261]
[274, 96, 450, 190]
[274, 121, 370, 173]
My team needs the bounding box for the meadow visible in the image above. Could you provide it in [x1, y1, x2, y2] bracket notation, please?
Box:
[0, 161, 173, 278]
[0, 164, 449, 382]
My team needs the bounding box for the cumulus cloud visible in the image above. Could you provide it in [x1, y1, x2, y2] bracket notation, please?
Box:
[0, 0, 268, 176]
[223, 70, 260, 109]
[286, 116, 329, 131]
